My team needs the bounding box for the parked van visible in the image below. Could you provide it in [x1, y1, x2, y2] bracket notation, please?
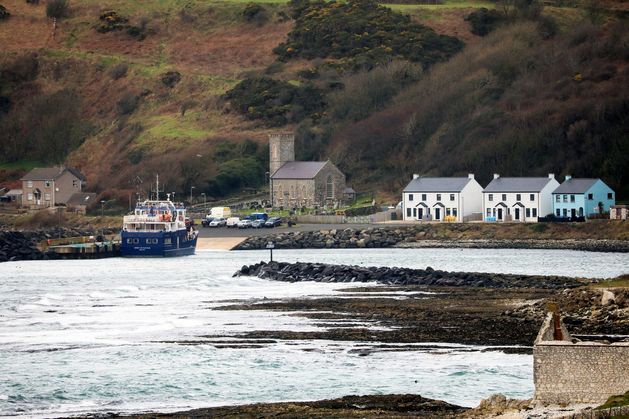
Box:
[226, 217, 240, 228]
[211, 207, 231, 218]
[250, 212, 269, 221]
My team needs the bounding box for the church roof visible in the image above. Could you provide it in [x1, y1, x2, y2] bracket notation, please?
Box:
[271, 161, 328, 179]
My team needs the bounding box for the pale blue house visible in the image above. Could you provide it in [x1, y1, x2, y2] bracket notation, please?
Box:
[552, 176, 615, 219]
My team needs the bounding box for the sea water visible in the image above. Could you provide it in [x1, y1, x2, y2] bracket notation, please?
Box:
[0, 248, 626, 417]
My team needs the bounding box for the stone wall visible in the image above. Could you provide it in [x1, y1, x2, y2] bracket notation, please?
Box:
[313, 162, 346, 207]
[534, 314, 629, 405]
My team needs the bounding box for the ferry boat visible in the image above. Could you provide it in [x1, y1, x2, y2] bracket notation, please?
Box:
[120, 176, 198, 257]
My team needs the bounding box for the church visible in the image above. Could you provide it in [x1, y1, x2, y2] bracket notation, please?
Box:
[269, 133, 346, 209]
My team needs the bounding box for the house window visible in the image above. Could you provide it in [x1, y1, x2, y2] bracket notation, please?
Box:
[409, 194, 414, 201]
[27, 181, 33, 188]
[27, 193, 33, 201]
[530, 194, 535, 201]
[413, 208, 417, 217]
[326, 176, 334, 199]
[556, 209, 560, 217]
[532, 208, 537, 217]
[608, 193, 613, 200]
[555, 195, 560, 202]
[563, 194, 568, 202]
[501, 194, 506, 201]
[488, 194, 493, 202]
[421, 194, 426, 201]
[407, 208, 411, 217]
[446, 208, 451, 216]
[563, 209, 568, 217]
[44, 193, 51, 201]
[588, 193, 593, 200]
[44, 181, 51, 188]
[436, 194, 441, 201]
[516, 194, 521, 201]
[452, 208, 458, 217]
[526, 208, 531, 218]
[570, 195, 575, 203]
[486, 208, 491, 217]
[72, 179, 79, 187]
[449, 194, 455, 201]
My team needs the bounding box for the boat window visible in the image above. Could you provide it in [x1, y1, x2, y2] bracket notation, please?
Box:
[133, 238, 139, 244]
[127, 239, 132, 244]
[164, 238, 171, 245]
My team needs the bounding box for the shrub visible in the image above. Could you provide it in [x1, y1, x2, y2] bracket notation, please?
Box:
[274, 0, 463, 69]
[126, 16, 150, 40]
[537, 15, 557, 39]
[223, 77, 324, 126]
[116, 92, 140, 115]
[0, 4, 10, 20]
[46, 0, 69, 19]
[26, 0, 40, 4]
[0, 96, 10, 113]
[161, 71, 181, 88]
[242, 3, 268, 24]
[465, 8, 504, 36]
[108, 62, 128, 79]
[1, 53, 39, 83]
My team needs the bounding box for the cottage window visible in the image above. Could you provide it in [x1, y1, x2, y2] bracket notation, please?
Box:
[44, 193, 51, 201]
[72, 180, 79, 187]
[27, 181, 33, 188]
[563, 209, 568, 217]
[407, 208, 411, 217]
[516, 194, 521, 201]
[530, 194, 535, 201]
[488, 194, 493, 202]
[413, 208, 417, 217]
[421, 194, 426, 201]
[486, 208, 491, 217]
[452, 208, 457, 217]
[27, 193, 33, 201]
[532, 208, 537, 217]
[446, 208, 451, 216]
[436, 194, 441, 201]
[588, 193, 593, 200]
[44, 181, 51, 188]
[556, 209, 560, 217]
[326, 176, 334, 199]
[409, 194, 414, 201]
[449, 194, 455, 201]
[526, 208, 531, 218]
[570, 195, 575, 203]
[555, 195, 560, 202]
[608, 193, 613, 200]
[563, 195, 568, 202]
[501, 194, 507, 201]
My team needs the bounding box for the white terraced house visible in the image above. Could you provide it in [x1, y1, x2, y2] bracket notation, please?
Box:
[482, 174, 559, 222]
[402, 174, 483, 222]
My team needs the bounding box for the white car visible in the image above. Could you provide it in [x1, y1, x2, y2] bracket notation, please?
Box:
[209, 217, 226, 227]
[237, 219, 252, 229]
[226, 217, 240, 228]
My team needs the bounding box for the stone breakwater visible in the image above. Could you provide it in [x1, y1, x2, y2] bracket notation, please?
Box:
[234, 227, 629, 253]
[234, 261, 587, 289]
[0, 228, 118, 262]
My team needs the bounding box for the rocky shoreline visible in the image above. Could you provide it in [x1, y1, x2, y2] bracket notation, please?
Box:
[234, 227, 629, 253]
[234, 261, 588, 289]
[0, 228, 118, 262]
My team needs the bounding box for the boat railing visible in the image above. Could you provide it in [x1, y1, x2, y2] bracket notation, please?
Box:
[123, 215, 182, 223]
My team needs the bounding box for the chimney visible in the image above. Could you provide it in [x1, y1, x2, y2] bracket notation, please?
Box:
[413, 174, 419, 180]
[493, 174, 500, 180]
[548, 173, 555, 179]
[565, 175, 572, 181]
[468, 173, 474, 180]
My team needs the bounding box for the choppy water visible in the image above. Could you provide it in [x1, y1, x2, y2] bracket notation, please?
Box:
[0, 248, 626, 417]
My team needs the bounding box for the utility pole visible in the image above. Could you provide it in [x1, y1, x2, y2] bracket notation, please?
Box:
[190, 186, 195, 204]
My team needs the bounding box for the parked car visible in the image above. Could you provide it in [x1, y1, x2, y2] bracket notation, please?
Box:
[251, 219, 265, 228]
[237, 219, 252, 229]
[250, 212, 269, 222]
[209, 217, 227, 227]
[264, 217, 282, 228]
[201, 216, 214, 227]
[226, 217, 240, 228]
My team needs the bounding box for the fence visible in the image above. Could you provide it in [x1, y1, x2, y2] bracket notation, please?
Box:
[295, 210, 400, 224]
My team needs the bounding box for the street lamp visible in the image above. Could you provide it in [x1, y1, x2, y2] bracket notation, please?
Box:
[100, 199, 105, 217]
[201, 192, 206, 208]
[189, 186, 195, 203]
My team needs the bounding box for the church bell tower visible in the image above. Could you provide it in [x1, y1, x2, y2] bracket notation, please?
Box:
[269, 133, 295, 176]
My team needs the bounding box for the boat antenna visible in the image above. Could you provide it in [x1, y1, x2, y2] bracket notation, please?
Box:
[156, 174, 160, 201]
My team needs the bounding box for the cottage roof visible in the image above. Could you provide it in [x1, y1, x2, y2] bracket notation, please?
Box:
[21, 167, 86, 181]
[5, 189, 22, 196]
[403, 177, 472, 193]
[66, 192, 97, 206]
[484, 177, 554, 193]
[553, 178, 599, 194]
[271, 161, 328, 179]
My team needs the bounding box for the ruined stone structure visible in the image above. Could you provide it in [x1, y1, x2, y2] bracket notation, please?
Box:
[269, 133, 346, 208]
[534, 313, 629, 405]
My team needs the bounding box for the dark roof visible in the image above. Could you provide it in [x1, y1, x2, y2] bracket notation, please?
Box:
[403, 177, 472, 192]
[271, 161, 328, 179]
[66, 167, 87, 181]
[5, 189, 22, 196]
[21, 167, 86, 181]
[553, 178, 599, 194]
[484, 177, 555, 192]
[66, 192, 97, 206]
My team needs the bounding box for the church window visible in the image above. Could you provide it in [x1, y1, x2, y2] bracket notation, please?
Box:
[326, 176, 334, 199]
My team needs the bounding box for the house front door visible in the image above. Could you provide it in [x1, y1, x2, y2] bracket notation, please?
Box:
[435, 208, 441, 220]
[571, 208, 576, 218]
[497, 208, 503, 220]
[514, 208, 520, 221]
[417, 208, 423, 220]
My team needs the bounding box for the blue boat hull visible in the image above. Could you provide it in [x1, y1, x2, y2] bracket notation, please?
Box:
[120, 230, 197, 257]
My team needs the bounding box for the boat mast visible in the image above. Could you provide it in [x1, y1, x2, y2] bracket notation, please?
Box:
[155, 174, 159, 201]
